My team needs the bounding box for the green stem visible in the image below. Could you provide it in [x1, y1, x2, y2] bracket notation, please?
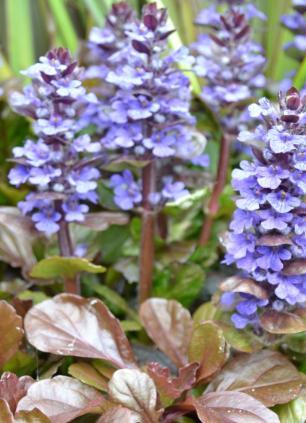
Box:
[57, 217, 80, 295]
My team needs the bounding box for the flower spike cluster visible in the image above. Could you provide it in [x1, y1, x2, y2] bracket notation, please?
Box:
[9, 48, 101, 236]
[84, 1, 137, 125]
[193, 4, 266, 133]
[222, 88, 306, 329]
[282, 0, 306, 62]
[100, 3, 203, 209]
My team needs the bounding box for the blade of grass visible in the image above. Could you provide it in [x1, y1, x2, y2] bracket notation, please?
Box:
[294, 57, 306, 89]
[178, 0, 197, 44]
[101, 0, 114, 10]
[83, 0, 106, 26]
[0, 53, 13, 81]
[47, 0, 78, 52]
[5, 0, 34, 74]
[260, 0, 292, 81]
[154, 0, 201, 95]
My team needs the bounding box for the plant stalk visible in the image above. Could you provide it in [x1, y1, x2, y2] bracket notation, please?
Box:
[199, 134, 231, 246]
[139, 159, 156, 305]
[57, 218, 80, 295]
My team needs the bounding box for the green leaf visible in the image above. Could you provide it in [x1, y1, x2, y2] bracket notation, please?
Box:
[47, 0, 78, 52]
[83, 0, 106, 26]
[188, 321, 228, 382]
[86, 281, 140, 323]
[98, 225, 130, 264]
[121, 320, 142, 332]
[274, 394, 306, 423]
[68, 362, 108, 391]
[3, 350, 36, 376]
[0, 53, 13, 81]
[294, 57, 306, 90]
[18, 290, 49, 305]
[260, 0, 294, 81]
[30, 256, 105, 280]
[193, 301, 223, 325]
[154, 0, 201, 94]
[153, 262, 205, 308]
[285, 332, 306, 354]
[92, 359, 116, 380]
[217, 322, 264, 353]
[5, 0, 34, 73]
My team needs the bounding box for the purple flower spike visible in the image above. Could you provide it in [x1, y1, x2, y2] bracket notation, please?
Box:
[223, 88, 306, 329]
[193, 3, 266, 134]
[89, 2, 201, 210]
[8, 48, 100, 236]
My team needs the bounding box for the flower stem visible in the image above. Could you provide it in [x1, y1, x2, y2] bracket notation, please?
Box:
[157, 211, 168, 240]
[199, 134, 231, 246]
[57, 218, 80, 295]
[139, 159, 156, 305]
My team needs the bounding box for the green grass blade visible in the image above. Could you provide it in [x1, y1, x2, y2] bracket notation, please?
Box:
[101, 0, 114, 10]
[0, 53, 13, 81]
[48, 0, 78, 52]
[178, 0, 197, 44]
[83, 0, 106, 26]
[294, 58, 306, 89]
[154, 0, 201, 95]
[259, 0, 294, 81]
[5, 0, 34, 74]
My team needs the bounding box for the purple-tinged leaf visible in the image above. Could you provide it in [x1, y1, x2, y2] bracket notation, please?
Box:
[139, 298, 193, 368]
[15, 408, 51, 422]
[220, 276, 268, 299]
[283, 259, 306, 276]
[0, 372, 33, 413]
[260, 310, 306, 334]
[0, 207, 37, 275]
[108, 369, 162, 423]
[256, 234, 292, 246]
[206, 350, 303, 407]
[16, 376, 106, 423]
[147, 362, 198, 406]
[97, 406, 140, 422]
[0, 301, 24, 368]
[193, 391, 280, 423]
[0, 399, 14, 423]
[24, 294, 136, 369]
[79, 212, 128, 231]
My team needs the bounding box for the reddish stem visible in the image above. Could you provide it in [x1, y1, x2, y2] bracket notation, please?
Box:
[139, 159, 156, 305]
[199, 135, 231, 246]
[57, 219, 80, 295]
[157, 211, 168, 240]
